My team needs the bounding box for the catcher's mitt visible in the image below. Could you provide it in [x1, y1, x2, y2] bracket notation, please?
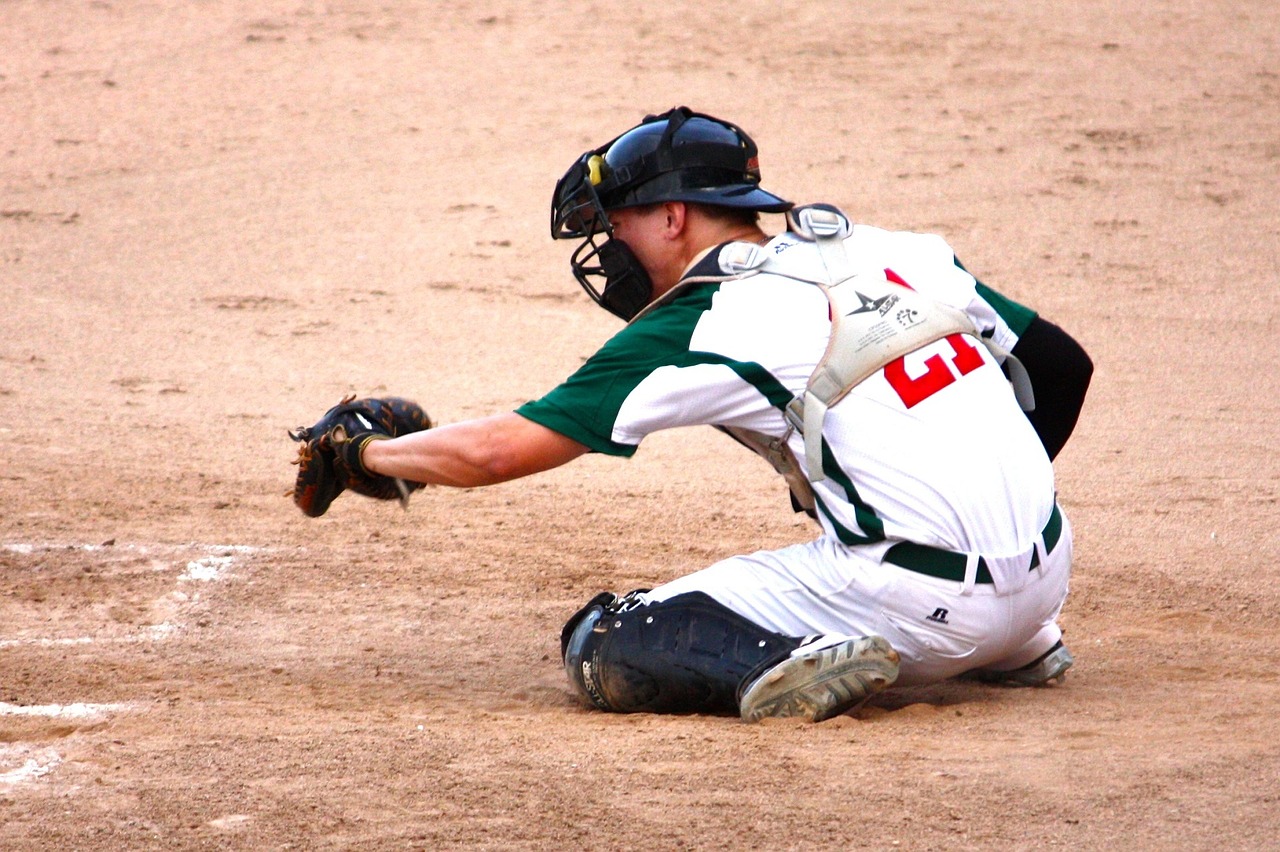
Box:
[288, 395, 433, 517]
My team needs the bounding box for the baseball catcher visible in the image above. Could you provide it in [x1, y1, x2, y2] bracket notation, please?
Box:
[288, 395, 433, 517]
[284, 107, 1093, 724]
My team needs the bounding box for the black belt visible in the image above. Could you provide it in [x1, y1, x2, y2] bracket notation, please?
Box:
[883, 503, 1063, 585]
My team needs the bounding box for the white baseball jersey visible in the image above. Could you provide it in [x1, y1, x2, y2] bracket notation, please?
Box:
[520, 225, 1069, 682]
[520, 225, 1054, 559]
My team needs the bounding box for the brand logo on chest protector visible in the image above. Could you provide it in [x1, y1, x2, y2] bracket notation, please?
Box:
[896, 307, 924, 327]
[925, 607, 950, 624]
[845, 290, 899, 317]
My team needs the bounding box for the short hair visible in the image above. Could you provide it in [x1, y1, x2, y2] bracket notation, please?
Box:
[691, 203, 761, 228]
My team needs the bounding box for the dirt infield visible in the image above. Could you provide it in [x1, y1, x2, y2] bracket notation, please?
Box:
[3, 1, 1278, 849]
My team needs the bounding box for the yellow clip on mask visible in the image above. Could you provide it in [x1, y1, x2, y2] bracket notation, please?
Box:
[587, 154, 608, 187]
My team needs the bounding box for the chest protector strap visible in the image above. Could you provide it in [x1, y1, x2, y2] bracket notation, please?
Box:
[769, 205, 1034, 482]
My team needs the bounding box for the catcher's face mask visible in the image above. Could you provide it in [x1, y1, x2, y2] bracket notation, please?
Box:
[551, 153, 655, 322]
[551, 107, 793, 322]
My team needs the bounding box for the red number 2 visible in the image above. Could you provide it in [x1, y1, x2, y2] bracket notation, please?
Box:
[883, 334, 985, 408]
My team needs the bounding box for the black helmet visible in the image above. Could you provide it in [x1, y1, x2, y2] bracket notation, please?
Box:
[552, 106, 792, 240]
[551, 107, 792, 320]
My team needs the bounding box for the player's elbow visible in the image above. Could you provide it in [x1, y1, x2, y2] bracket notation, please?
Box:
[475, 444, 531, 484]
[462, 415, 564, 484]
[448, 432, 517, 485]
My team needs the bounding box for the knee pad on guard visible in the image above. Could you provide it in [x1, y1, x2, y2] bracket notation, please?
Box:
[561, 591, 801, 715]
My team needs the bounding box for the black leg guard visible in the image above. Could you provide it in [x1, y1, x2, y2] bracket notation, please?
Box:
[560, 591, 803, 715]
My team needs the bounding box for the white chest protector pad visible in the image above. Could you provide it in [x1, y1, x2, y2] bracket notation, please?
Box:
[719, 204, 1035, 483]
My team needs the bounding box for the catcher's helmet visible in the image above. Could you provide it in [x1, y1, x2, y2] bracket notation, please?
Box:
[551, 107, 792, 320]
[552, 106, 792, 240]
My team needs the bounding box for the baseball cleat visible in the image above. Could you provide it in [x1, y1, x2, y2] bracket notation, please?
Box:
[961, 640, 1074, 687]
[739, 634, 900, 723]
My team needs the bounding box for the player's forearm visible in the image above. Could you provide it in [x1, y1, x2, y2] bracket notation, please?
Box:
[361, 412, 588, 487]
[359, 421, 500, 487]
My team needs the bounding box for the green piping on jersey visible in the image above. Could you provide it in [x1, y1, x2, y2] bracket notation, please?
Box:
[813, 436, 885, 545]
[644, 282, 797, 409]
[684, 351, 794, 410]
[701, 361, 888, 544]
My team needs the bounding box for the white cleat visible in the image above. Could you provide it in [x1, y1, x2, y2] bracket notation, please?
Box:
[739, 635, 900, 723]
[962, 641, 1074, 687]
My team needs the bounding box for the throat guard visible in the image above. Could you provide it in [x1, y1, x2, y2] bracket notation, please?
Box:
[566, 228, 655, 321]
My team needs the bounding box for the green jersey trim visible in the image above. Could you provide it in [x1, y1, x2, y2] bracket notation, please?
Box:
[954, 257, 1037, 336]
[975, 282, 1036, 336]
[814, 437, 885, 545]
[515, 401, 638, 457]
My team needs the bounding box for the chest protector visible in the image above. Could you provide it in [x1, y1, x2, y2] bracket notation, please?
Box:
[706, 205, 1035, 511]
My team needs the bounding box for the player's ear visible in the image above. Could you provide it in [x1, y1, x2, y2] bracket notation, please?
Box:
[661, 201, 687, 238]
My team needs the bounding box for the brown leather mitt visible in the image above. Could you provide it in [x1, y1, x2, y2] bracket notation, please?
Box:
[288, 395, 433, 517]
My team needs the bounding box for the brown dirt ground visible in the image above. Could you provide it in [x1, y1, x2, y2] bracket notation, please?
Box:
[2, 1, 1279, 849]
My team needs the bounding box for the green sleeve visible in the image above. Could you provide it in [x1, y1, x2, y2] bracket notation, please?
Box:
[956, 256, 1038, 336]
[516, 396, 637, 457]
[515, 324, 664, 457]
[974, 282, 1037, 336]
[514, 292, 712, 456]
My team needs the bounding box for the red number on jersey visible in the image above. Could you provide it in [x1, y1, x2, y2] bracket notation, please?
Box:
[883, 334, 985, 409]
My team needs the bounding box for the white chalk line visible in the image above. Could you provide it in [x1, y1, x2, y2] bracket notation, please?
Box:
[0, 542, 270, 787]
[1, 543, 259, 649]
[2, 541, 261, 557]
[0, 703, 139, 787]
[0, 701, 134, 719]
[0, 751, 63, 785]
[0, 628, 178, 650]
[180, 554, 237, 582]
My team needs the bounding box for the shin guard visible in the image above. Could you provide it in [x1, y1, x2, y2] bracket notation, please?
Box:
[561, 591, 801, 715]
